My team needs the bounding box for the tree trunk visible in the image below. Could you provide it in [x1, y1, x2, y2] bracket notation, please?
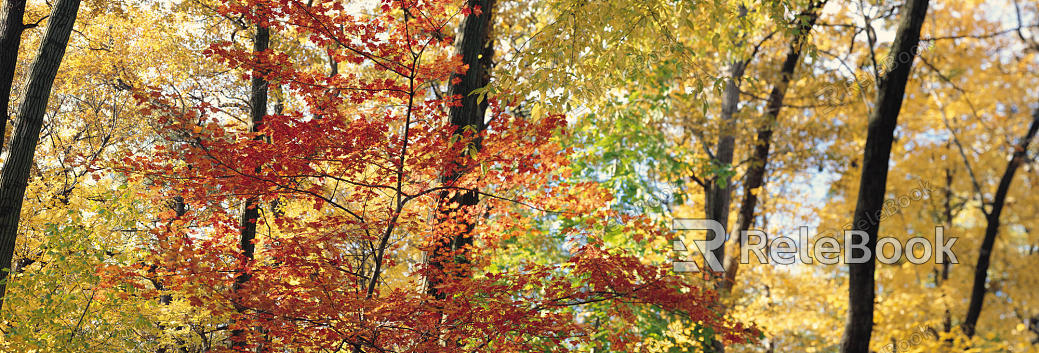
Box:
[423, 0, 496, 300]
[840, 0, 928, 352]
[961, 107, 1039, 338]
[712, 4, 826, 353]
[939, 166, 953, 334]
[0, 0, 80, 311]
[720, 0, 827, 295]
[230, 23, 269, 352]
[0, 0, 26, 140]
[704, 4, 748, 280]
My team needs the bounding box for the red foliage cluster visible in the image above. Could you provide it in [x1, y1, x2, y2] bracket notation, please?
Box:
[108, 0, 756, 351]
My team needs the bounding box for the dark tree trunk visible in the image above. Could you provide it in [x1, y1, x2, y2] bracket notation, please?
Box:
[0, 0, 80, 311]
[704, 5, 749, 280]
[423, 0, 496, 300]
[0, 0, 26, 140]
[940, 166, 953, 334]
[961, 108, 1039, 338]
[720, 0, 827, 295]
[230, 23, 269, 352]
[712, 4, 826, 353]
[940, 167, 953, 284]
[840, 0, 929, 352]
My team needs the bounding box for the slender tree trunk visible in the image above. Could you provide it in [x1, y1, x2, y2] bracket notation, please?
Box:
[704, 4, 748, 278]
[940, 167, 953, 284]
[423, 0, 495, 300]
[0, 0, 26, 140]
[961, 107, 1039, 338]
[0, 0, 80, 311]
[712, 4, 826, 353]
[704, 6, 749, 353]
[940, 166, 953, 334]
[840, 0, 928, 352]
[720, 0, 827, 295]
[230, 23, 269, 352]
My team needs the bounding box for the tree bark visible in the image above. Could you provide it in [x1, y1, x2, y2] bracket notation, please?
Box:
[940, 166, 953, 334]
[230, 23, 269, 352]
[961, 107, 1039, 338]
[423, 0, 495, 301]
[0, 0, 26, 140]
[840, 0, 928, 352]
[0, 0, 80, 311]
[704, 5, 748, 281]
[712, 4, 826, 353]
[719, 0, 827, 295]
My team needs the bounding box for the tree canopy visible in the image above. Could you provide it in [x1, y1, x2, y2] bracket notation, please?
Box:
[0, 0, 1036, 352]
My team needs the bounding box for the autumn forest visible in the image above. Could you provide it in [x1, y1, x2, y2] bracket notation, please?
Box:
[0, 0, 1035, 351]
